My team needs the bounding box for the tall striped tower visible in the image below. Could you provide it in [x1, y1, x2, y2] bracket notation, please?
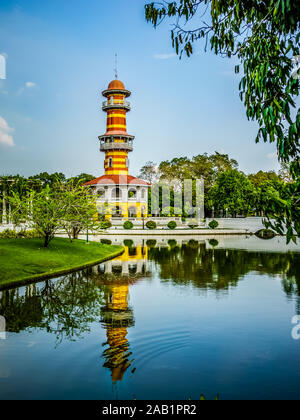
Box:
[99, 80, 134, 176]
[85, 78, 150, 220]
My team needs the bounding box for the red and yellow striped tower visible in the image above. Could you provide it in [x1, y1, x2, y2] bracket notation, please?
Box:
[99, 80, 134, 176]
[85, 78, 151, 219]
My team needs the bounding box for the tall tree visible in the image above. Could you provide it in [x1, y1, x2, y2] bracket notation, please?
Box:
[209, 170, 257, 216]
[10, 185, 66, 248]
[9, 181, 98, 247]
[145, 0, 300, 241]
[138, 161, 159, 183]
[59, 180, 98, 241]
[248, 170, 281, 188]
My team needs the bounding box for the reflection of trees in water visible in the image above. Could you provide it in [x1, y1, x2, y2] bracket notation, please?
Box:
[0, 267, 138, 384]
[148, 243, 300, 300]
[1, 241, 300, 349]
[0, 270, 105, 343]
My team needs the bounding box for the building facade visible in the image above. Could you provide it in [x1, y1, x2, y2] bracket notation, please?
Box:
[85, 79, 150, 220]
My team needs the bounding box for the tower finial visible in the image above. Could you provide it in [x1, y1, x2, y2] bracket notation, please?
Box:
[114, 53, 118, 79]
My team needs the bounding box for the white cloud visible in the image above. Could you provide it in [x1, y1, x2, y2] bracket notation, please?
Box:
[154, 53, 177, 60]
[0, 116, 14, 147]
[17, 81, 37, 94]
[25, 81, 36, 88]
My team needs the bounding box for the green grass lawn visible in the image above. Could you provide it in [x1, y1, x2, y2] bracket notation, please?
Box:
[0, 238, 123, 287]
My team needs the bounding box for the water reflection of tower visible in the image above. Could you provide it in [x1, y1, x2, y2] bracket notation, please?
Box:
[104, 244, 149, 277]
[101, 282, 134, 383]
[98, 244, 151, 384]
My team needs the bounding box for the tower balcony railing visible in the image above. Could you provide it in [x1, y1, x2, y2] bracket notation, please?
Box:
[102, 100, 131, 111]
[100, 142, 133, 152]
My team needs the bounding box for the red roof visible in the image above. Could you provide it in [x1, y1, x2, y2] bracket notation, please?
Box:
[107, 80, 126, 90]
[99, 131, 134, 137]
[84, 174, 151, 186]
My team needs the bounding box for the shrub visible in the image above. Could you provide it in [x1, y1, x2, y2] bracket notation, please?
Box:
[99, 221, 112, 230]
[146, 220, 157, 230]
[188, 239, 199, 248]
[124, 239, 134, 248]
[146, 239, 157, 248]
[209, 239, 219, 247]
[167, 221, 177, 230]
[209, 220, 219, 229]
[0, 229, 18, 239]
[168, 239, 177, 248]
[23, 229, 43, 239]
[255, 229, 276, 240]
[123, 221, 134, 230]
[100, 239, 112, 245]
[0, 229, 43, 239]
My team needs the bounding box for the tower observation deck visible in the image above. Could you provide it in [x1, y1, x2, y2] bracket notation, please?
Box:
[99, 80, 135, 176]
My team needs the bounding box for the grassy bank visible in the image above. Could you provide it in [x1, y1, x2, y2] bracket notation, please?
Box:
[0, 238, 123, 288]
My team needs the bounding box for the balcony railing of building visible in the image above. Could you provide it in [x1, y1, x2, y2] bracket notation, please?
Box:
[102, 100, 131, 110]
[100, 142, 133, 152]
[97, 197, 140, 202]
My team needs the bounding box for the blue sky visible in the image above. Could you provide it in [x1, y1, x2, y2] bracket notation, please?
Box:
[0, 0, 281, 178]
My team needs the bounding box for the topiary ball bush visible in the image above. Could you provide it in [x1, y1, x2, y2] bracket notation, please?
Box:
[209, 239, 219, 247]
[124, 239, 134, 248]
[123, 221, 134, 230]
[146, 239, 157, 248]
[100, 239, 112, 245]
[255, 229, 276, 240]
[188, 239, 199, 248]
[167, 221, 177, 230]
[99, 221, 112, 230]
[146, 220, 157, 230]
[209, 220, 219, 229]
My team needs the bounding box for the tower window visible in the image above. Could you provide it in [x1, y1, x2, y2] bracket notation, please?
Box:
[108, 157, 113, 168]
[125, 158, 129, 168]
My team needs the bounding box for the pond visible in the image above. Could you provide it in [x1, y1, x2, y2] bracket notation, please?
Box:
[0, 235, 300, 400]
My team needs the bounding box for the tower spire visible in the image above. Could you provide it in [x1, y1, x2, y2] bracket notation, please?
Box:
[114, 53, 118, 80]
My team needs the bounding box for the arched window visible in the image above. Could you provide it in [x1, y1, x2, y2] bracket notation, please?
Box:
[112, 187, 121, 199]
[112, 206, 122, 216]
[108, 157, 113, 168]
[128, 188, 137, 199]
[128, 206, 137, 217]
[97, 188, 105, 199]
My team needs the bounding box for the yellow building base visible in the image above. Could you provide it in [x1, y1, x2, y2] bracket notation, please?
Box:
[99, 201, 148, 220]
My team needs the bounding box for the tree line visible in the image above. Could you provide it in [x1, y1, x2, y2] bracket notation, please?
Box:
[139, 152, 298, 242]
[0, 173, 98, 248]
